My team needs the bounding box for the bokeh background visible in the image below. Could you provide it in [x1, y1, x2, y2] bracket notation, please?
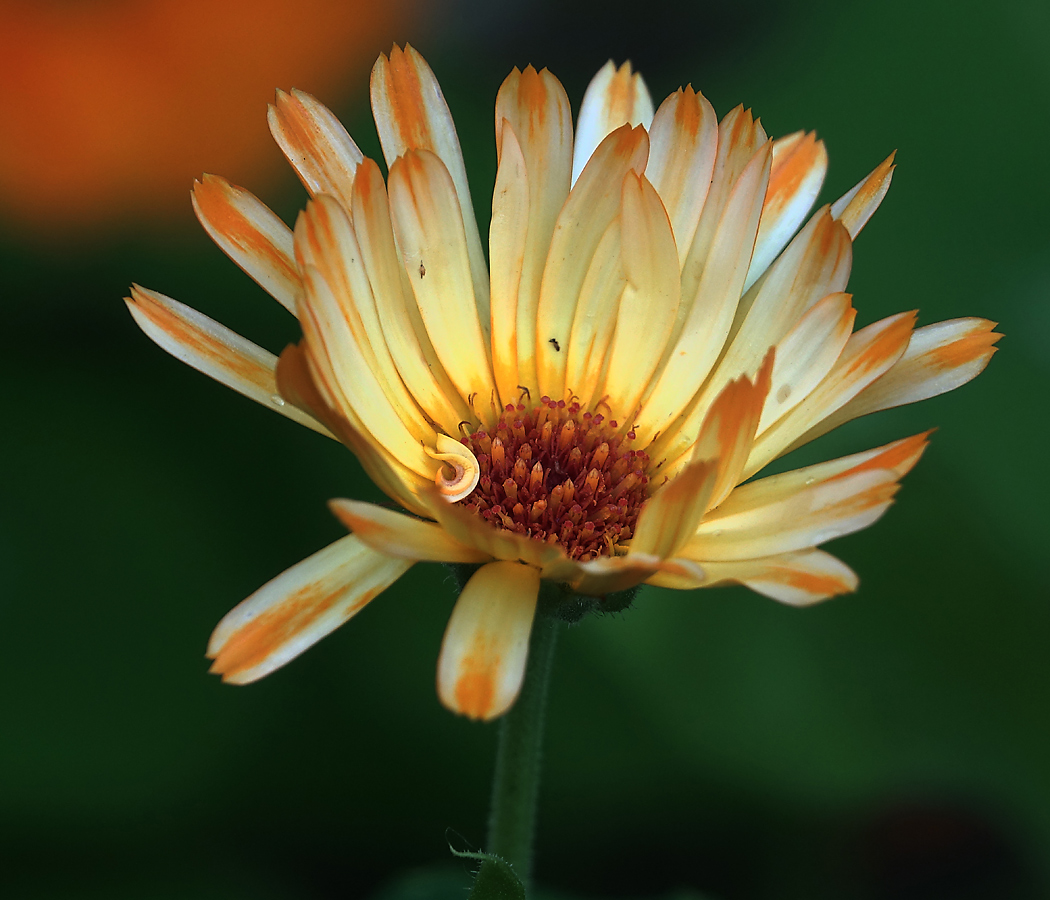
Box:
[2, 0, 1048, 897]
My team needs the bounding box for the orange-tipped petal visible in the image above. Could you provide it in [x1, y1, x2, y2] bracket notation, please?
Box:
[746, 310, 917, 477]
[535, 123, 649, 401]
[653, 548, 858, 606]
[437, 561, 540, 720]
[684, 465, 902, 562]
[207, 535, 410, 685]
[491, 66, 574, 398]
[745, 131, 828, 291]
[645, 85, 719, 267]
[125, 285, 332, 437]
[631, 457, 719, 558]
[637, 139, 772, 444]
[371, 44, 489, 322]
[191, 175, 300, 315]
[831, 152, 896, 239]
[598, 171, 681, 418]
[328, 499, 489, 563]
[571, 61, 655, 184]
[387, 149, 497, 422]
[268, 88, 364, 210]
[790, 318, 1002, 449]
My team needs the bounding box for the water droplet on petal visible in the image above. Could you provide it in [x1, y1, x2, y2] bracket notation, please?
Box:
[270, 393, 286, 407]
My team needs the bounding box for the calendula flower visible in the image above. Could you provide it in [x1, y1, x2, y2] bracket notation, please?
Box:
[127, 45, 999, 721]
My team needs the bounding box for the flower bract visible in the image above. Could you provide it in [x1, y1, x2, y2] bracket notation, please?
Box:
[127, 45, 1000, 720]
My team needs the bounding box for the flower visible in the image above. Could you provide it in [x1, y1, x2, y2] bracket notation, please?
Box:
[126, 45, 1000, 720]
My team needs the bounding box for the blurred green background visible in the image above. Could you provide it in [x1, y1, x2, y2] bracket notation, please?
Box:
[2, 0, 1048, 897]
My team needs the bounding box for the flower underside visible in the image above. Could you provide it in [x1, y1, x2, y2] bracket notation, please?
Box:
[458, 397, 651, 560]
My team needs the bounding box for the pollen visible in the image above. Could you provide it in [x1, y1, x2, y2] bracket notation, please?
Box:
[458, 397, 651, 560]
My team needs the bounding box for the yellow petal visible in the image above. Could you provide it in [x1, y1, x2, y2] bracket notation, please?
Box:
[644, 85, 719, 268]
[572, 61, 655, 185]
[535, 124, 649, 402]
[350, 157, 473, 435]
[756, 291, 856, 434]
[275, 343, 429, 516]
[598, 171, 681, 419]
[125, 285, 333, 437]
[745, 131, 828, 291]
[437, 561, 540, 720]
[651, 548, 857, 606]
[830, 152, 896, 239]
[745, 310, 916, 477]
[328, 499, 489, 563]
[295, 195, 438, 445]
[786, 318, 1002, 450]
[296, 259, 436, 480]
[425, 434, 481, 502]
[191, 175, 300, 315]
[267, 88, 363, 211]
[562, 216, 625, 409]
[684, 466, 902, 562]
[207, 535, 410, 685]
[635, 138, 772, 443]
[387, 149, 498, 424]
[491, 66, 574, 398]
[630, 457, 719, 558]
[371, 44, 490, 329]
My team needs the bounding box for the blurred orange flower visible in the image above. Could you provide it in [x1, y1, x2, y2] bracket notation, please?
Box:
[0, 0, 414, 236]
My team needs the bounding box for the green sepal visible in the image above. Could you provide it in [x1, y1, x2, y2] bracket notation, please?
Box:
[450, 848, 526, 900]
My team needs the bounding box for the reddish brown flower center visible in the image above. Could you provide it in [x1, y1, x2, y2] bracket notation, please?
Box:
[458, 396, 652, 560]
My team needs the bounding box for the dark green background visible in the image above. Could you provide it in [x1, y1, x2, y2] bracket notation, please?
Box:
[2, 0, 1048, 897]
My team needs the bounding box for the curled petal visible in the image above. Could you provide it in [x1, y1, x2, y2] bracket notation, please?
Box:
[426, 434, 481, 502]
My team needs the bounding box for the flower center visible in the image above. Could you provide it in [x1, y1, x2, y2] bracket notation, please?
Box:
[458, 396, 652, 560]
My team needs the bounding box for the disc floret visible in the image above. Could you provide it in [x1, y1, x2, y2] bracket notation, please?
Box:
[459, 397, 651, 560]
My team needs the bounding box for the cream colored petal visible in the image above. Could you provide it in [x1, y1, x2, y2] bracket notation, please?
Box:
[275, 343, 430, 517]
[744, 131, 828, 291]
[489, 124, 530, 403]
[635, 139, 772, 443]
[296, 260, 436, 479]
[491, 67, 574, 397]
[631, 457, 719, 558]
[684, 467, 900, 562]
[659, 548, 858, 606]
[598, 172, 681, 418]
[830, 152, 896, 239]
[295, 195, 437, 446]
[415, 489, 567, 571]
[191, 175, 300, 315]
[571, 61, 655, 185]
[350, 157, 472, 435]
[673, 107, 768, 346]
[437, 561, 540, 720]
[744, 310, 916, 477]
[387, 149, 497, 424]
[703, 209, 853, 416]
[757, 291, 857, 433]
[686, 352, 774, 509]
[535, 124, 649, 401]
[371, 45, 489, 329]
[644, 86, 719, 268]
[207, 534, 410, 684]
[562, 217, 625, 408]
[328, 499, 489, 563]
[268, 88, 363, 210]
[125, 285, 333, 437]
[786, 318, 1002, 451]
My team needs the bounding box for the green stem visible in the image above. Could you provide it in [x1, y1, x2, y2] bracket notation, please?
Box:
[486, 613, 559, 892]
